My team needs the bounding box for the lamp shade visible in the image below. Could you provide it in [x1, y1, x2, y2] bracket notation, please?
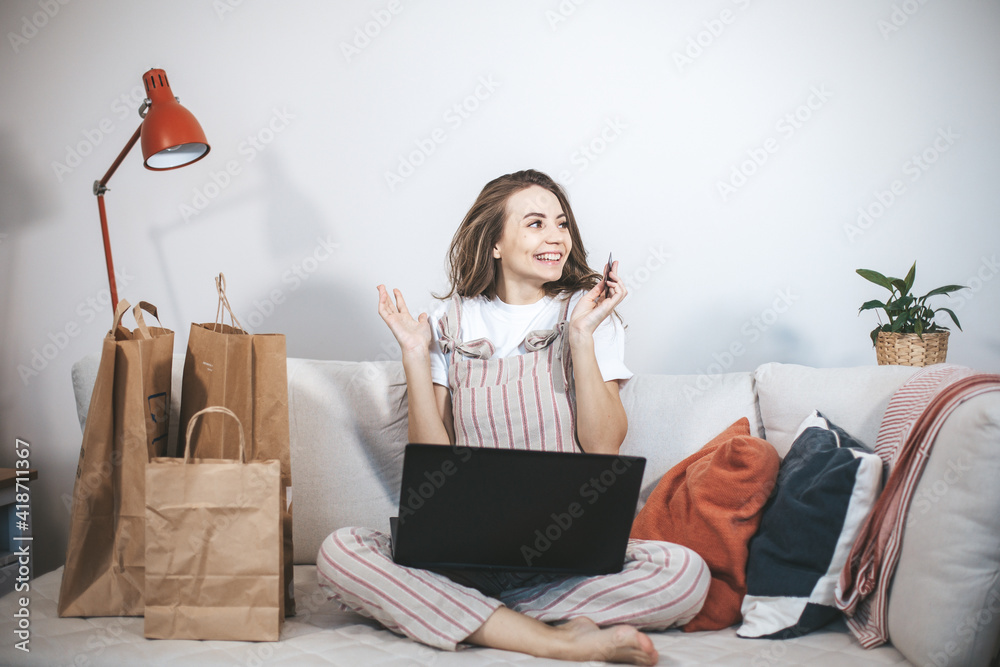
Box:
[140, 68, 210, 170]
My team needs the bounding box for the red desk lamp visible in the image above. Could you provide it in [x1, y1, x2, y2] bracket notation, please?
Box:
[94, 68, 210, 306]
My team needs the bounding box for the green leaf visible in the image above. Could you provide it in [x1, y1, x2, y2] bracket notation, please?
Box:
[915, 320, 923, 336]
[857, 269, 893, 290]
[923, 284, 967, 298]
[858, 299, 885, 312]
[870, 328, 879, 347]
[937, 307, 963, 331]
[903, 261, 916, 295]
[890, 278, 909, 295]
[885, 299, 908, 314]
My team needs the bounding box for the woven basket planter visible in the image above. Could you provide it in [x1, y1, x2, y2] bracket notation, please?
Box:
[875, 331, 949, 366]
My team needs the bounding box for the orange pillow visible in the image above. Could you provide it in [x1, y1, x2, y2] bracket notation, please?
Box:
[630, 418, 780, 632]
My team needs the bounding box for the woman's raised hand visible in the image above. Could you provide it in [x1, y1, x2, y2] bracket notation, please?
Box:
[569, 260, 627, 337]
[377, 285, 433, 357]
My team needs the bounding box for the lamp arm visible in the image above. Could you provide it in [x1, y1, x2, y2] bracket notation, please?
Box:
[94, 123, 142, 306]
[94, 124, 142, 195]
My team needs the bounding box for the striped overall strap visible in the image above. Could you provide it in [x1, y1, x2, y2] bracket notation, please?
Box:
[445, 294, 579, 452]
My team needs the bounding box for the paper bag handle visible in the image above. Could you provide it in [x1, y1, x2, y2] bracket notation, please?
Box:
[111, 299, 131, 334]
[111, 299, 165, 340]
[184, 406, 248, 464]
[132, 301, 163, 340]
[213, 273, 247, 334]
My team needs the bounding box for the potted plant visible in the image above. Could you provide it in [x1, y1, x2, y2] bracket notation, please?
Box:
[856, 261, 966, 366]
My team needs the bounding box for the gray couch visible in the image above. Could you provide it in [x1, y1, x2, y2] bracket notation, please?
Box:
[1, 356, 998, 666]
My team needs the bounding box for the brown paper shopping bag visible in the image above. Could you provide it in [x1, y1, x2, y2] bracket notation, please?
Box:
[178, 273, 295, 615]
[59, 300, 173, 617]
[144, 406, 283, 641]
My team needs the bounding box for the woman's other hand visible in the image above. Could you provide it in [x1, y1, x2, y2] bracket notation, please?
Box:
[569, 260, 627, 337]
[377, 285, 432, 357]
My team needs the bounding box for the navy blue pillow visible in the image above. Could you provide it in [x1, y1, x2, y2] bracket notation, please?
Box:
[737, 411, 883, 639]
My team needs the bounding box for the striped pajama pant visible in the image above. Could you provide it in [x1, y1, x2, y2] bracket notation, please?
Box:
[317, 526, 711, 651]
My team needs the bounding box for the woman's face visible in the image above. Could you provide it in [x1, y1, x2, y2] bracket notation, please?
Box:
[492, 185, 572, 299]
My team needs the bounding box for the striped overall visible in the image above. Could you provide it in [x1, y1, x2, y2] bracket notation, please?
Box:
[318, 295, 710, 651]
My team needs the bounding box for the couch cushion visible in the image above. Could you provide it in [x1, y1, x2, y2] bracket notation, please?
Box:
[754, 363, 917, 457]
[288, 359, 409, 564]
[887, 392, 1000, 667]
[620, 372, 761, 508]
[631, 418, 779, 631]
[738, 412, 882, 639]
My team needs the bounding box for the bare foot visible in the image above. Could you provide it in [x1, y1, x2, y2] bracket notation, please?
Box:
[466, 608, 658, 665]
[550, 617, 658, 665]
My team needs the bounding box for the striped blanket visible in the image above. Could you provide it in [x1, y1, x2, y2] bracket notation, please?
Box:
[835, 364, 1000, 648]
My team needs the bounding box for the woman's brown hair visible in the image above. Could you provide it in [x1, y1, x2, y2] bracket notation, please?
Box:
[440, 169, 599, 300]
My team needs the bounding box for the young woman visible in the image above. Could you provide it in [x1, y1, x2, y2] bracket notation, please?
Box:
[318, 170, 709, 665]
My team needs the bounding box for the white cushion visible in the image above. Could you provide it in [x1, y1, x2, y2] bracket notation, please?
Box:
[288, 359, 409, 564]
[621, 372, 760, 507]
[887, 392, 1000, 667]
[754, 363, 918, 457]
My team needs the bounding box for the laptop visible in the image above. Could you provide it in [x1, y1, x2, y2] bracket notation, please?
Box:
[390, 444, 646, 575]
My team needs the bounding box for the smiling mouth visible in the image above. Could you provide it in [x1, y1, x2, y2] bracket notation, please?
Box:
[534, 253, 562, 262]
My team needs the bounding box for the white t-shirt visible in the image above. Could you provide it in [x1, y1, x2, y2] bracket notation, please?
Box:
[427, 291, 632, 388]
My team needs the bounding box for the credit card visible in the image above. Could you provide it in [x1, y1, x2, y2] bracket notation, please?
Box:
[603, 252, 613, 298]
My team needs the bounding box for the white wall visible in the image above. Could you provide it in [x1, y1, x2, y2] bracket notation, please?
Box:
[1, 0, 998, 576]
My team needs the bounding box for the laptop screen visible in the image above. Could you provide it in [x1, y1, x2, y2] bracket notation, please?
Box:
[391, 444, 646, 575]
